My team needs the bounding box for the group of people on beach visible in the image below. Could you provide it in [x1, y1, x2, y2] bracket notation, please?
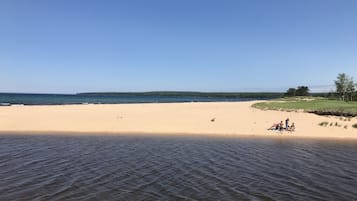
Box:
[269, 118, 295, 132]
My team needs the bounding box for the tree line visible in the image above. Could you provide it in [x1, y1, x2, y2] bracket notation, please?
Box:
[285, 86, 310, 96]
[285, 73, 356, 101]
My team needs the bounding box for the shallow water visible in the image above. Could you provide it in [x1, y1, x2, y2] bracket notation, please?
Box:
[0, 135, 356, 201]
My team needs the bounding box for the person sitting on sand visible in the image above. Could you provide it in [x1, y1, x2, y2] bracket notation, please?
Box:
[288, 123, 295, 132]
[269, 121, 289, 131]
[268, 123, 279, 130]
[279, 121, 284, 131]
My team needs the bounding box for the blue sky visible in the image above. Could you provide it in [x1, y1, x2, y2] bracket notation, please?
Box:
[0, 0, 356, 93]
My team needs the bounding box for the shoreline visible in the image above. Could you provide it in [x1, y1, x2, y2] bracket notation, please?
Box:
[0, 101, 356, 140]
[1, 130, 357, 142]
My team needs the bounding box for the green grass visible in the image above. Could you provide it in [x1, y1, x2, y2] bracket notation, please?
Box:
[253, 97, 357, 117]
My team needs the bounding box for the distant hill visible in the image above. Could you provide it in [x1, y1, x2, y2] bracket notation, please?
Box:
[77, 91, 284, 99]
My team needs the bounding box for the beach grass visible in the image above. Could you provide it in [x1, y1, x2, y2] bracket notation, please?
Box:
[253, 97, 357, 117]
[318, 121, 329, 127]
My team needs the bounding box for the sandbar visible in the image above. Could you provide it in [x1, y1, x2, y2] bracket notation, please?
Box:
[0, 101, 356, 139]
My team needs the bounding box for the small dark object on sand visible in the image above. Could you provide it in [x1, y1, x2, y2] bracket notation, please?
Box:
[211, 118, 215, 122]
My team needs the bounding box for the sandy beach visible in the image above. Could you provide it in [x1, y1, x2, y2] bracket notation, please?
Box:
[0, 101, 356, 139]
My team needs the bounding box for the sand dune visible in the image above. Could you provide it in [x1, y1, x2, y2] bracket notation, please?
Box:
[0, 101, 356, 139]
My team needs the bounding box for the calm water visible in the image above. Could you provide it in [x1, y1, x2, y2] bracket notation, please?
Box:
[0, 93, 262, 106]
[0, 135, 357, 201]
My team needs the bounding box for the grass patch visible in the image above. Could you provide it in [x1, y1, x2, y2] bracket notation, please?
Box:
[253, 97, 357, 117]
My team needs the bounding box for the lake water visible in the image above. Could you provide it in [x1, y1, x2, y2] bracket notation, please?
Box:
[0, 93, 267, 106]
[0, 135, 356, 200]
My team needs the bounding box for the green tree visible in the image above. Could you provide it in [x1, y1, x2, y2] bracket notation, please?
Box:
[335, 73, 354, 101]
[295, 86, 309, 96]
[346, 78, 355, 101]
[355, 83, 357, 100]
[335, 73, 348, 101]
[285, 88, 296, 96]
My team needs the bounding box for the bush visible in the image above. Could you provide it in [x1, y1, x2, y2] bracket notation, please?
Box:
[318, 122, 329, 126]
[353, 124, 357, 129]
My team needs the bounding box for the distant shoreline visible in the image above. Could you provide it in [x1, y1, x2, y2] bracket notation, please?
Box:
[0, 92, 278, 106]
[0, 92, 337, 106]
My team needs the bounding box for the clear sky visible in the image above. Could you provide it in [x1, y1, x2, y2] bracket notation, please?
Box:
[0, 0, 356, 93]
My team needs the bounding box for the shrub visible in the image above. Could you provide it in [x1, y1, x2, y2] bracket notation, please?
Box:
[353, 124, 357, 129]
[335, 122, 342, 127]
[318, 122, 329, 126]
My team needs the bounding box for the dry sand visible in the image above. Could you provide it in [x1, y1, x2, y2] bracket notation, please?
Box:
[0, 101, 356, 139]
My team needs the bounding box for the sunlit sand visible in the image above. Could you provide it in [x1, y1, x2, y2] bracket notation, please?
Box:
[0, 101, 356, 139]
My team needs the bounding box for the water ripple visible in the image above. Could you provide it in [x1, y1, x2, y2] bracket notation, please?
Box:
[0, 135, 356, 200]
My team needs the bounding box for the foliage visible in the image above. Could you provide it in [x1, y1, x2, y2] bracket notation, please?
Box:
[285, 88, 296, 96]
[296, 86, 309, 96]
[78, 92, 284, 99]
[353, 124, 357, 129]
[335, 73, 355, 101]
[346, 78, 356, 101]
[285, 86, 309, 97]
[252, 98, 357, 117]
[335, 73, 348, 101]
[318, 122, 329, 126]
